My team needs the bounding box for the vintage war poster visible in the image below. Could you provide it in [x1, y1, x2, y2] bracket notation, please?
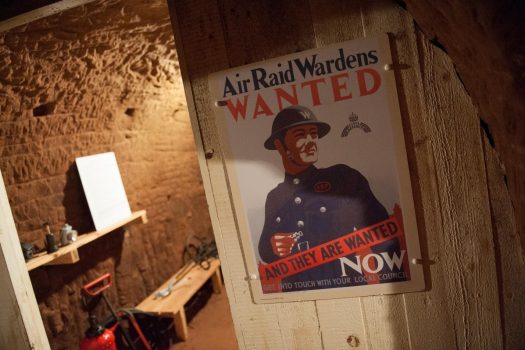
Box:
[208, 35, 424, 303]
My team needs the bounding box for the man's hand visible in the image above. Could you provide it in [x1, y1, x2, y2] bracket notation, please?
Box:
[271, 233, 297, 258]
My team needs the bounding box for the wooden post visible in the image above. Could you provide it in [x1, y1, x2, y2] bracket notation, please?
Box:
[0, 0, 98, 32]
[0, 170, 50, 349]
[174, 308, 189, 341]
[167, 0, 524, 348]
[211, 268, 222, 294]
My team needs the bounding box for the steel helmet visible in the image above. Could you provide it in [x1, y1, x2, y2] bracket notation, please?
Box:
[264, 105, 331, 150]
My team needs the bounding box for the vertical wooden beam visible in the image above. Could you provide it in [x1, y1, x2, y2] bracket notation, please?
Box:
[174, 308, 189, 341]
[408, 33, 502, 349]
[0, 0, 98, 32]
[168, 1, 323, 349]
[167, 0, 245, 345]
[482, 134, 525, 349]
[211, 268, 222, 294]
[168, 0, 508, 348]
[307, 1, 370, 348]
[0, 171, 50, 349]
[357, 4, 422, 349]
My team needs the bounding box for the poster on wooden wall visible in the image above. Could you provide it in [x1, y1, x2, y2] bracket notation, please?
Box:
[209, 34, 424, 303]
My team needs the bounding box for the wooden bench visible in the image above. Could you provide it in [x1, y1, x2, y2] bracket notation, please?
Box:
[136, 258, 222, 341]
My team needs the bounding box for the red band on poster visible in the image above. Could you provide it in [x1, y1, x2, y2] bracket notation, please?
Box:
[258, 207, 405, 286]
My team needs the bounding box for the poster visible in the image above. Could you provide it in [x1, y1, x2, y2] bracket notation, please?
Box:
[208, 34, 424, 303]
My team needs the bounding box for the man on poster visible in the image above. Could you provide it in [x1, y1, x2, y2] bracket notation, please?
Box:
[258, 105, 406, 292]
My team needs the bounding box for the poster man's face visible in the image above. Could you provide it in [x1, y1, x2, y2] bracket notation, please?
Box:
[283, 124, 319, 165]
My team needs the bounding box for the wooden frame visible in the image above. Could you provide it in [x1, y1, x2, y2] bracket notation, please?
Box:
[0, 170, 50, 349]
[0, 0, 97, 33]
[168, 0, 525, 348]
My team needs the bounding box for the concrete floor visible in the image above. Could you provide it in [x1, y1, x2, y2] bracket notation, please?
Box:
[171, 290, 238, 350]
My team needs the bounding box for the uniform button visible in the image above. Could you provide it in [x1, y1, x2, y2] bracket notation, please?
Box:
[297, 220, 304, 228]
[294, 197, 302, 205]
[293, 178, 300, 185]
[276, 217, 281, 223]
[319, 206, 326, 213]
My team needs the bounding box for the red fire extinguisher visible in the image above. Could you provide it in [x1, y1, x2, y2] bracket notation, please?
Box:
[79, 315, 117, 350]
[80, 273, 150, 350]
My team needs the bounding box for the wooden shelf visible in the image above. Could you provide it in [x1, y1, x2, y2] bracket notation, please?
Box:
[136, 258, 222, 341]
[26, 210, 147, 271]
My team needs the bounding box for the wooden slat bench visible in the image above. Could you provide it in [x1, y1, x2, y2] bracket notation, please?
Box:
[136, 258, 222, 341]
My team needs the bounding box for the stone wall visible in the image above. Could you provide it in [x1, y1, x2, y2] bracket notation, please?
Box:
[0, 0, 213, 348]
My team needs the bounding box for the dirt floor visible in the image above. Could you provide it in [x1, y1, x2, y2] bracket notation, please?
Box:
[171, 287, 238, 350]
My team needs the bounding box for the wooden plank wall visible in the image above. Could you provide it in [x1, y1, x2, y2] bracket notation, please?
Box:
[0, 171, 50, 349]
[167, 0, 525, 349]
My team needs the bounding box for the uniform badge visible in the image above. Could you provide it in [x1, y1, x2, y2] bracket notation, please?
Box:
[314, 181, 331, 192]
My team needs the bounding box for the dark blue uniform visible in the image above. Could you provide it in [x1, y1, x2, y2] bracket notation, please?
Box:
[258, 164, 405, 292]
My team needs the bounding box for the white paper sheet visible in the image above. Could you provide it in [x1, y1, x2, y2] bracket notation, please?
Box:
[76, 152, 132, 231]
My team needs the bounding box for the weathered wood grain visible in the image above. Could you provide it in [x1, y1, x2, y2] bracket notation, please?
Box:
[170, 1, 324, 348]
[0, 171, 50, 349]
[315, 298, 367, 350]
[482, 134, 525, 350]
[217, 2, 323, 346]
[169, 0, 509, 349]
[355, 3, 457, 348]
[308, 1, 367, 348]
[218, 1, 316, 67]
[411, 32, 502, 350]
[309, 2, 397, 349]
[357, 3, 417, 349]
[405, 1, 525, 254]
[167, 0, 246, 346]
[309, 0, 363, 47]
[215, 2, 325, 346]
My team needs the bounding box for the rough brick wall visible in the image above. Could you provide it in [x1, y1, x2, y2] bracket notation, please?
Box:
[0, 0, 213, 348]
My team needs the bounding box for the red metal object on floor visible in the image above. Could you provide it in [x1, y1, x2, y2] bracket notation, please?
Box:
[79, 328, 116, 350]
[80, 317, 117, 350]
[81, 273, 152, 350]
